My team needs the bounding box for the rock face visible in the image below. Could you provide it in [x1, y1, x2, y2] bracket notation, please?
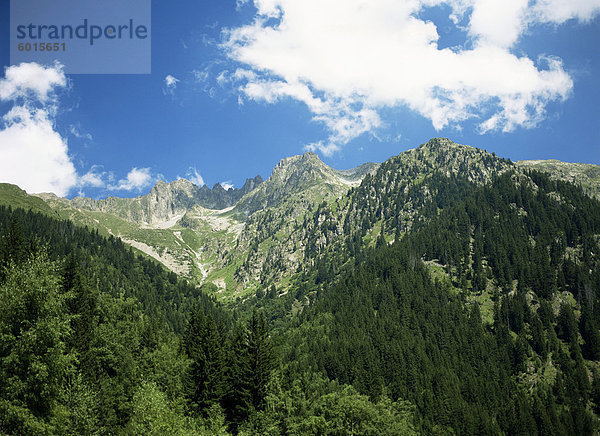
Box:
[335, 162, 380, 182]
[69, 175, 264, 225]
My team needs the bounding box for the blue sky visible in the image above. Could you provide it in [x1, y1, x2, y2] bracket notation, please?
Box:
[0, 0, 599, 198]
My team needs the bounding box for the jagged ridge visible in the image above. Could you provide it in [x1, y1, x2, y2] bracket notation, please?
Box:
[65, 175, 263, 225]
[11, 137, 598, 300]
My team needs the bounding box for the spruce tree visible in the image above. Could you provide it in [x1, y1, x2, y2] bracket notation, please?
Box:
[246, 309, 275, 411]
[61, 252, 97, 356]
[223, 322, 252, 427]
[184, 308, 226, 416]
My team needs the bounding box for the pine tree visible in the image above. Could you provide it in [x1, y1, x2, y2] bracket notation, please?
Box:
[246, 309, 275, 412]
[0, 250, 75, 434]
[557, 303, 577, 344]
[61, 252, 97, 355]
[223, 322, 252, 427]
[580, 304, 600, 361]
[530, 314, 547, 359]
[0, 217, 27, 279]
[184, 308, 226, 416]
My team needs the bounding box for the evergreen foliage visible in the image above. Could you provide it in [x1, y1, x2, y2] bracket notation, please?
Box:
[1, 155, 599, 434]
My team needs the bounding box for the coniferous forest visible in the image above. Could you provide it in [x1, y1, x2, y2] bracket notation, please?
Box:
[1, 163, 600, 434]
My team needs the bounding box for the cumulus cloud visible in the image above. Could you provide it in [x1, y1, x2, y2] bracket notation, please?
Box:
[236, 73, 382, 155]
[185, 167, 205, 186]
[164, 74, 180, 94]
[530, 0, 600, 23]
[78, 165, 157, 194]
[109, 167, 153, 192]
[0, 63, 77, 196]
[77, 166, 106, 188]
[0, 62, 67, 103]
[0, 105, 77, 196]
[0, 62, 156, 196]
[223, 0, 597, 153]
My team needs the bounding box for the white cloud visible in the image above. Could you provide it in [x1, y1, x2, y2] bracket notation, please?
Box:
[185, 167, 205, 186]
[219, 181, 234, 190]
[69, 124, 93, 141]
[0, 63, 156, 197]
[239, 76, 382, 156]
[77, 165, 158, 193]
[164, 74, 180, 94]
[0, 63, 77, 196]
[469, 0, 528, 47]
[0, 105, 77, 196]
[221, 0, 597, 153]
[0, 62, 66, 103]
[78, 166, 106, 188]
[193, 69, 210, 83]
[530, 0, 600, 23]
[109, 167, 153, 192]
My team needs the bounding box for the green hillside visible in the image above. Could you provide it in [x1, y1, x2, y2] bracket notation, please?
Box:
[0, 183, 59, 217]
[2, 138, 600, 434]
[517, 159, 600, 199]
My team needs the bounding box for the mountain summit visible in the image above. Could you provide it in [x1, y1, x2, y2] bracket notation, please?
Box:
[233, 152, 379, 217]
[17, 137, 598, 292]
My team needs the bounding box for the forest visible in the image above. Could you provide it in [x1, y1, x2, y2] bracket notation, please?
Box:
[0, 206, 416, 435]
[1, 167, 600, 435]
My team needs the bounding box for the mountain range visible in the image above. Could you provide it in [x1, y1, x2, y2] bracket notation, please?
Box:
[0, 137, 597, 303]
[2, 137, 600, 434]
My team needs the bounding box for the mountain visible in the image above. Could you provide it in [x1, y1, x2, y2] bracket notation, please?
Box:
[273, 167, 600, 435]
[517, 159, 600, 199]
[232, 152, 377, 218]
[227, 152, 379, 290]
[43, 175, 264, 226]
[0, 183, 59, 217]
[233, 138, 514, 288]
[2, 137, 600, 435]
[26, 153, 378, 297]
[7, 138, 595, 301]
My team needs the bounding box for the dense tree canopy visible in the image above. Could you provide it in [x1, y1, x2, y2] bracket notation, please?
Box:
[1, 165, 599, 434]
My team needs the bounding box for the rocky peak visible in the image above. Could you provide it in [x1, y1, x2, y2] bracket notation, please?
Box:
[233, 153, 359, 218]
[150, 178, 198, 200]
[67, 174, 264, 225]
[240, 175, 264, 194]
[420, 137, 464, 150]
[269, 152, 333, 186]
[169, 178, 196, 190]
[387, 137, 514, 185]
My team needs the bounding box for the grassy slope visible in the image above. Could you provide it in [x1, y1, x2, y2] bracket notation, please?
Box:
[0, 184, 60, 217]
[517, 159, 600, 199]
